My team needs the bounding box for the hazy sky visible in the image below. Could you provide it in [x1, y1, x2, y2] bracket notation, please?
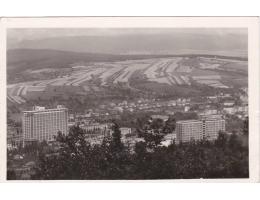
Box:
[7, 28, 248, 56]
[8, 28, 247, 41]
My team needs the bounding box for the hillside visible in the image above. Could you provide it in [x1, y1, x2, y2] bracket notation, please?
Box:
[7, 49, 138, 71]
[7, 49, 181, 73]
[7, 49, 248, 72]
[7, 56, 247, 105]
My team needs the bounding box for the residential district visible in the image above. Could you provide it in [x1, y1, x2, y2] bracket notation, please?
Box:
[7, 88, 248, 179]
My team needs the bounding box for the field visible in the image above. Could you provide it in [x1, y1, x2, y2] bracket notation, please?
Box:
[7, 56, 247, 104]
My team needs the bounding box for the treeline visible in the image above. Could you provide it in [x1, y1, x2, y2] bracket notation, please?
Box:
[30, 124, 249, 180]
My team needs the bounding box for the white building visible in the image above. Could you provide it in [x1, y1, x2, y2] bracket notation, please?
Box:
[22, 105, 68, 143]
[176, 115, 225, 143]
[151, 115, 169, 122]
[120, 127, 132, 138]
[223, 107, 236, 114]
[202, 117, 225, 141]
[176, 120, 203, 143]
[223, 101, 235, 106]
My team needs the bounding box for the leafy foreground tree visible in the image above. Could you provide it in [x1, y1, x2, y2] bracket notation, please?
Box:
[32, 126, 249, 180]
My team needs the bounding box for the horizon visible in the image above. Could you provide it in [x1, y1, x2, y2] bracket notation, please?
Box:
[7, 28, 248, 57]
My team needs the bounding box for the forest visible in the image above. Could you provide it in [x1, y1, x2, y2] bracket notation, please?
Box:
[25, 122, 249, 180]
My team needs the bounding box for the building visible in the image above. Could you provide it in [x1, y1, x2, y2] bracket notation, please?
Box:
[223, 101, 235, 107]
[151, 115, 169, 122]
[199, 109, 218, 115]
[176, 115, 225, 143]
[223, 107, 236, 115]
[237, 106, 248, 113]
[81, 123, 113, 145]
[223, 106, 248, 115]
[81, 123, 112, 135]
[161, 133, 177, 147]
[184, 106, 190, 112]
[176, 120, 203, 143]
[22, 105, 68, 143]
[7, 126, 22, 150]
[201, 115, 225, 141]
[120, 127, 132, 137]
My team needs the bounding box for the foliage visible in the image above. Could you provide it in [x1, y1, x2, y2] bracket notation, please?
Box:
[7, 169, 17, 180]
[225, 114, 244, 133]
[163, 116, 176, 133]
[173, 112, 198, 121]
[150, 118, 164, 131]
[243, 117, 248, 135]
[31, 126, 249, 180]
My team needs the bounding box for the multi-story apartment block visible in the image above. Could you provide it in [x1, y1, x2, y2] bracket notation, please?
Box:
[176, 120, 203, 143]
[202, 117, 225, 141]
[176, 115, 225, 143]
[22, 105, 68, 143]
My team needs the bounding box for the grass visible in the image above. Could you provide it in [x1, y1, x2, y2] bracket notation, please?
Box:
[190, 68, 219, 76]
[219, 62, 247, 72]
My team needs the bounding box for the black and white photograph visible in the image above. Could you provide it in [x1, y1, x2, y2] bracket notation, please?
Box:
[2, 17, 256, 181]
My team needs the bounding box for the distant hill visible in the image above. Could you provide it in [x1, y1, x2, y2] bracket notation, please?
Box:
[7, 49, 167, 72]
[7, 48, 247, 74]
[7, 48, 127, 65]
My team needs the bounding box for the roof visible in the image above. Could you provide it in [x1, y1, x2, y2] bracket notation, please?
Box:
[23, 107, 67, 114]
[200, 114, 223, 120]
[176, 120, 201, 124]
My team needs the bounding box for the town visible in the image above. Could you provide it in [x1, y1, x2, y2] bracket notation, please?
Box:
[6, 28, 249, 180]
[7, 87, 248, 179]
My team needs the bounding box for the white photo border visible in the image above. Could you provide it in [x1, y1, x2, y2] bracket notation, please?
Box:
[0, 17, 259, 182]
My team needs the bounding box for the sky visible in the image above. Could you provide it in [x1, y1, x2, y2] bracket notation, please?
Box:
[8, 28, 247, 41]
[7, 28, 248, 56]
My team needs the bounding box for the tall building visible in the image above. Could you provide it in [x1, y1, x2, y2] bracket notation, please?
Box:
[22, 105, 68, 143]
[176, 115, 225, 143]
[176, 120, 203, 143]
[201, 115, 225, 141]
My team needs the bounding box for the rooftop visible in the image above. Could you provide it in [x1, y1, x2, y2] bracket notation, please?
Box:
[23, 105, 67, 113]
[176, 120, 201, 124]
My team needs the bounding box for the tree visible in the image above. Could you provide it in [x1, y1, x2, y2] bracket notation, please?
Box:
[30, 125, 248, 180]
[228, 133, 241, 150]
[111, 122, 123, 152]
[7, 169, 16, 180]
[34, 126, 92, 180]
[243, 117, 249, 135]
[173, 112, 198, 121]
[215, 131, 228, 147]
[150, 118, 164, 131]
[143, 131, 164, 149]
[225, 114, 243, 133]
[134, 141, 147, 156]
[163, 116, 176, 133]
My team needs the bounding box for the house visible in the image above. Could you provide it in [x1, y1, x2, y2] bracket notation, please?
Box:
[223, 101, 235, 106]
[151, 115, 169, 122]
[120, 127, 132, 137]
